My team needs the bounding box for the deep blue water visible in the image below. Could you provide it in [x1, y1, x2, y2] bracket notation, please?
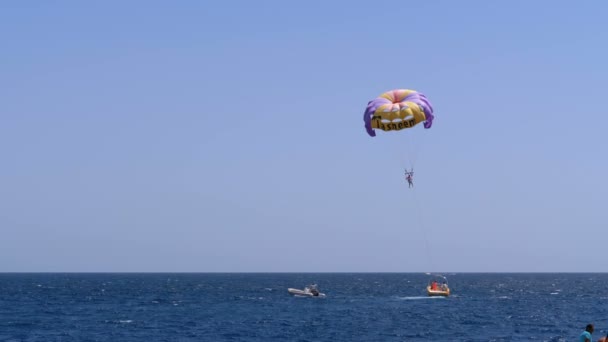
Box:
[1, 273, 608, 341]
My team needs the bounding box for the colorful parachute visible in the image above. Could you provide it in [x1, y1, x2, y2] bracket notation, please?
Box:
[363, 89, 434, 137]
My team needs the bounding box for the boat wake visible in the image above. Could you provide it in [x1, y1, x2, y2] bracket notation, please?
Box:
[396, 296, 445, 300]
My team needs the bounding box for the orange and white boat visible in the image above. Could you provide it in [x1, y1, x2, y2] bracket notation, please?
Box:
[426, 274, 450, 297]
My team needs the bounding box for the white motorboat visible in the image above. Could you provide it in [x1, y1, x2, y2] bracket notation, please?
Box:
[287, 284, 325, 297]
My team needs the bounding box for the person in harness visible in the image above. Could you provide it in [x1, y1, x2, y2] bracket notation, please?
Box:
[405, 168, 414, 188]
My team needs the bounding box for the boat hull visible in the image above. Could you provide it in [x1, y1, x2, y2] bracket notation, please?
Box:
[427, 286, 450, 297]
[288, 288, 325, 297]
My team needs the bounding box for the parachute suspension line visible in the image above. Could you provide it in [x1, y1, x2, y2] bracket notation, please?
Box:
[400, 126, 424, 174]
[393, 133, 416, 174]
[406, 129, 417, 170]
[391, 134, 413, 173]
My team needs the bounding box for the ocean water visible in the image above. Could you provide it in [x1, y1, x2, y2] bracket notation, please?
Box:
[1, 273, 607, 341]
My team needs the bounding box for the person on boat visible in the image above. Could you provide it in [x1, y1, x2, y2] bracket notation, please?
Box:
[431, 280, 438, 290]
[441, 282, 448, 291]
[580, 324, 594, 342]
[405, 169, 414, 188]
[308, 284, 319, 296]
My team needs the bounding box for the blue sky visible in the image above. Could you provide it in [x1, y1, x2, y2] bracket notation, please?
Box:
[1, 1, 607, 272]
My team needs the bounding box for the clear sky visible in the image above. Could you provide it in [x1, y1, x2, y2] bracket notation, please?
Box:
[1, 1, 607, 272]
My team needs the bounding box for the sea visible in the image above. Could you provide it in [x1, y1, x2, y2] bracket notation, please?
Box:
[1, 273, 607, 341]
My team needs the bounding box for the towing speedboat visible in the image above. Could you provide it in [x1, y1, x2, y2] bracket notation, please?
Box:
[288, 284, 325, 297]
[426, 274, 450, 297]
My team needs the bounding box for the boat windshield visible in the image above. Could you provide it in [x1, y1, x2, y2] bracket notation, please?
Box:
[427, 275, 449, 287]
